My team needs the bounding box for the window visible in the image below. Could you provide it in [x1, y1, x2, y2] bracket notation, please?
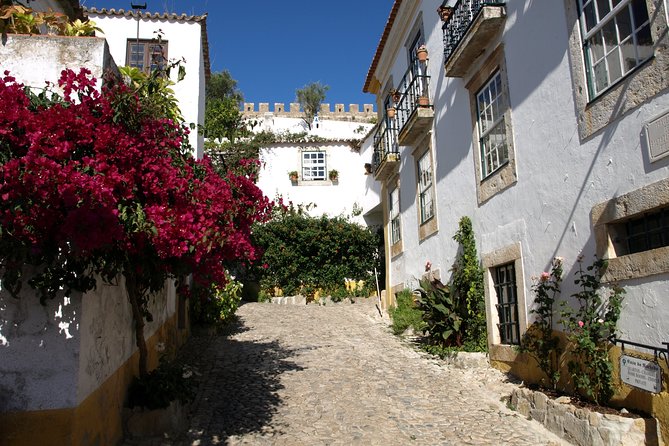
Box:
[466, 46, 516, 203]
[301, 151, 326, 181]
[622, 207, 669, 254]
[126, 39, 168, 73]
[578, 0, 653, 99]
[592, 178, 669, 282]
[493, 262, 520, 345]
[476, 71, 509, 179]
[417, 151, 434, 224]
[389, 187, 401, 245]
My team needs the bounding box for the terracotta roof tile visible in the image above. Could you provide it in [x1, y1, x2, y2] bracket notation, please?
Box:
[363, 0, 402, 94]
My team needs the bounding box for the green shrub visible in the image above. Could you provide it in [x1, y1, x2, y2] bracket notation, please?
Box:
[414, 216, 487, 352]
[389, 289, 425, 335]
[252, 206, 380, 296]
[190, 274, 243, 326]
[451, 216, 487, 352]
[127, 356, 194, 410]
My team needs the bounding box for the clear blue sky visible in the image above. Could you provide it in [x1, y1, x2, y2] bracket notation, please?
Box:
[81, 0, 391, 109]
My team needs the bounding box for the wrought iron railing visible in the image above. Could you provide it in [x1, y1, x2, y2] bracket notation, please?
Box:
[372, 116, 399, 174]
[442, 0, 505, 64]
[394, 57, 431, 134]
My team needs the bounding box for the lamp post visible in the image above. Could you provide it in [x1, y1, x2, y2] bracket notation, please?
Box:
[131, 3, 147, 69]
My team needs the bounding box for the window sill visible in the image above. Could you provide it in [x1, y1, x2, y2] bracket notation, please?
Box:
[390, 240, 403, 258]
[477, 160, 516, 204]
[418, 216, 438, 241]
[602, 246, 669, 283]
[294, 180, 337, 186]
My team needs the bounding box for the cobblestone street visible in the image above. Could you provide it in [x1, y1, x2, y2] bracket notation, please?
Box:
[170, 299, 567, 446]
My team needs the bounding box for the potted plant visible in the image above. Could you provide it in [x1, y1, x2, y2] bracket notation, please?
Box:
[390, 88, 401, 103]
[124, 355, 194, 439]
[289, 170, 299, 182]
[386, 106, 396, 119]
[329, 169, 339, 182]
[416, 44, 428, 62]
[437, 5, 454, 22]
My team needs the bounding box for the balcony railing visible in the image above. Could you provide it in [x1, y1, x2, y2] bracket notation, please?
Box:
[442, 0, 506, 77]
[394, 58, 431, 133]
[393, 57, 434, 146]
[372, 117, 399, 181]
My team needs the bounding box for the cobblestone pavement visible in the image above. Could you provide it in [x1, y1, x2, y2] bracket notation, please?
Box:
[165, 299, 568, 446]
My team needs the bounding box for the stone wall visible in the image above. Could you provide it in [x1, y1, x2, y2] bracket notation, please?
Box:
[510, 388, 663, 446]
[243, 102, 376, 122]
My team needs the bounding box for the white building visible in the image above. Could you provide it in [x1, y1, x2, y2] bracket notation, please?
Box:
[364, 0, 668, 435]
[86, 7, 210, 158]
[243, 103, 382, 227]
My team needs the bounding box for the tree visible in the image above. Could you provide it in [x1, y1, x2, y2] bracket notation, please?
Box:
[0, 68, 272, 377]
[296, 81, 329, 130]
[206, 69, 243, 103]
[203, 70, 246, 143]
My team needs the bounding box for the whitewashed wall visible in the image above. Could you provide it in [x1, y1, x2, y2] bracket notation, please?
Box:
[89, 11, 206, 158]
[0, 34, 114, 94]
[377, 0, 669, 347]
[255, 117, 376, 226]
[0, 277, 175, 411]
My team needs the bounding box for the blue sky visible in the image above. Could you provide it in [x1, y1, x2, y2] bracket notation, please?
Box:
[81, 0, 391, 110]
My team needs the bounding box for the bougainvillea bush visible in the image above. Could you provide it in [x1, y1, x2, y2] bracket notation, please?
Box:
[0, 68, 271, 375]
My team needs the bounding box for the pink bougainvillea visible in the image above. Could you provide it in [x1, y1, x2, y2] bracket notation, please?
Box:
[0, 68, 272, 299]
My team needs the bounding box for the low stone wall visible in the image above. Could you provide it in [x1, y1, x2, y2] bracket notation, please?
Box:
[268, 296, 358, 306]
[510, 388, 663, 445]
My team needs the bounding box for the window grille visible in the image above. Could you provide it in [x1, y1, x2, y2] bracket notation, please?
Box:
[493, 262, 519, 345]
[624, 207, 669, 254]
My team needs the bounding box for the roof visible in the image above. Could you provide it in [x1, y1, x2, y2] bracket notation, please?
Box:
[363, 0, 402, 94]
[84, 7, 211, 83]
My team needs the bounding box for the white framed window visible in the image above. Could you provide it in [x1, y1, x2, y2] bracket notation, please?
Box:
[126, 39, 168, 73]
[476, 71, 509, 179]
[577, 0, 653, 99]
[417, 151, 434, 224]
[302, 151, 326, 181]
[389, 187, 401, 245]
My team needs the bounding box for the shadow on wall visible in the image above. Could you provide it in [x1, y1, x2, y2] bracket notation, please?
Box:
[182, 319, 304, 443]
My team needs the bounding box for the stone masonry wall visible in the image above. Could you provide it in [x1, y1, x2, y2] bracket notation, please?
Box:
[242, 102, 376, 122]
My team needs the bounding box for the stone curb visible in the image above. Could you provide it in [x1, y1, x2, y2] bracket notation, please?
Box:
[510, 388, 663, 445]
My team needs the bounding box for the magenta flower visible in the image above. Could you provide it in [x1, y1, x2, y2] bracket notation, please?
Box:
[578, 321, 584, 327]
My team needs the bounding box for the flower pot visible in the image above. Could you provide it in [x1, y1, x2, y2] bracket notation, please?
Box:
[386, 107, 396, 118]
[124, 401, 187, 439]
[418, 96, 430, 107]
[416, 48, 428, 62]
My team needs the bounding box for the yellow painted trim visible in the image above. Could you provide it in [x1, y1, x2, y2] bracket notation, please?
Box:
[0, 315, 186, 446]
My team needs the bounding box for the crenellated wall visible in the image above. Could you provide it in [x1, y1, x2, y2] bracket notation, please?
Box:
[242, 102, 376, 122]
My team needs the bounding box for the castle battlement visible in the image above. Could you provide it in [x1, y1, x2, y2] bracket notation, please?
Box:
[242, 102, 376, 122]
